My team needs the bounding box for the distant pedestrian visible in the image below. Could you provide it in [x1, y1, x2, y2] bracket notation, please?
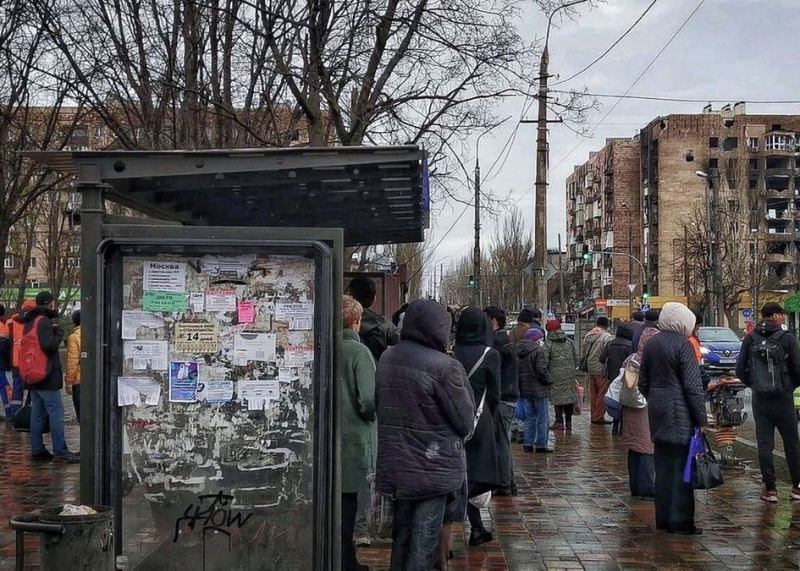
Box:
[65, 310, 81, 422]
[736, 302, 800, 503]
[5, 300, 34, 418]
[340, 296, 376, 571]
[375, 299, 474, 571]
[600, 323, 634, 435]
[640, 302, 706, 535]
[544, 320, 578, 431]
[581, 316, 614, 425]
[0, 304, 11, 418]
[530, 309, 545, 336]
[517, 327, 552, 452]
[631, 310, 644, 329]
[347, 276, 400, 362]
[631, 309, 659, 354]
[688, 309, 711, 390]
[454, 307, 501, 546]
[484, 306, 518, 496]
[24, 292, 79, 463]
[509, 308, 533, 344]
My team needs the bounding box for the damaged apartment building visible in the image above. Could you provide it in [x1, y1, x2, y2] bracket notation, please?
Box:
[566, 104, 800, 319]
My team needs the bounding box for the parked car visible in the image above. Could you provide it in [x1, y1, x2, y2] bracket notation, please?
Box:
[697, 327, 742, 376]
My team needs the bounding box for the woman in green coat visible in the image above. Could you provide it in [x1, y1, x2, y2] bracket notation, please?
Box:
[545, 320, 578, 430]
[341, 295, 377, 571]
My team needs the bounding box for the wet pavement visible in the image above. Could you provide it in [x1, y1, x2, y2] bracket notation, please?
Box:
[3, 395, 800, 569]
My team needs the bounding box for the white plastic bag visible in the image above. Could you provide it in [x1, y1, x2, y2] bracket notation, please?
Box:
[468, 491, 492, 509]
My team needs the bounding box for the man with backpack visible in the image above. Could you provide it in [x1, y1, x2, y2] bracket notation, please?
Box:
[737, 302, 800, 502]
[21, 291, 78, 463]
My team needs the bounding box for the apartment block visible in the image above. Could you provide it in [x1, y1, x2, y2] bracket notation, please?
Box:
[565, 104, 800, 317]
[565, 138, 641, 318]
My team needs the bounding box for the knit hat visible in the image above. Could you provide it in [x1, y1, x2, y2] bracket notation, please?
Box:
[531, 308, 543, 319]
[524, 327, 545, 342]
[658, 302, 695, 337]
[518, 309, 534, 324]
[545, 319, 562, 332]
[35, 291, 54, 306]
[644, 309, 659, 323]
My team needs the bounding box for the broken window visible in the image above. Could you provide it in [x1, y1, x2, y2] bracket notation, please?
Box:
[709, 137, 719, 148]
[748, 137, 759, 151]
[723, 137, 738, 151]
[709, 158, 719, 169]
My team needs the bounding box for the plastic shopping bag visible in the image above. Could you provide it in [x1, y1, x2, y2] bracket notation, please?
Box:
[574, 383, 584, 415]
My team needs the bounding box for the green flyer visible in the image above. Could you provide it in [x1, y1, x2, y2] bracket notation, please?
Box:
[144, 291, 187, 312]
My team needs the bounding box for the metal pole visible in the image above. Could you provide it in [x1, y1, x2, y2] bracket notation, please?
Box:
[713, 177, 725, 325]
[558, 233, 565, 313]
[474, 154, 481, 307]
[622, 203, 633, 315]
[534, 45, 549, 312]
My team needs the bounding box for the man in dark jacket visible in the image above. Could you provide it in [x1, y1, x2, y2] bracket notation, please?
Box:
[600, 323, 634, 435]
[736, 302, 800, 503]
[630, 310, 644, 333]
[517, 328, 552, 452]
[631, 309, 659, 353]
[25, 292, 78, 463]
[347, 276, 400, 362]
[484, 306, 518, 496]
[530, 308, 545, 335]
[375, 299, 474, 570]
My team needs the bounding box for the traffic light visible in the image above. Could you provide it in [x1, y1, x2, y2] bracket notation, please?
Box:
[642, 292, 650, 300]
[583, 252, 592, 261]
[577, 300, 584, 308]
[468, 275, 475, 288]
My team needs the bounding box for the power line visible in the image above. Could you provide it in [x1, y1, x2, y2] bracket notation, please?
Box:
[550, 90, 800, 104]
[552, 0, 660, 87]
[552, 0, 706, 171]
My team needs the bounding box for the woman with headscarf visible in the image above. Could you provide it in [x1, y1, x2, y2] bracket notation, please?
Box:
[544, 320, 578, 431]
[453, 307, 501, 547]
[639, 302, 708, 535]
[517, 327, 552, 452]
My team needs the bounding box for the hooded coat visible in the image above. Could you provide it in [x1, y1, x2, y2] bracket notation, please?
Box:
[581, 327, 613, 377]
[454, 307, 501, 489]
[545, 329, 577, 406]
[22, 306, 64, 391]
[359, 308, 400, 362]
[600, 323, 634, 381]
[493, 329, 518, 401]
[516, 338, 551, 400]
[639, 303, 707, 445]
[508, 322, 530, 345]
[375, 300, 475, 500]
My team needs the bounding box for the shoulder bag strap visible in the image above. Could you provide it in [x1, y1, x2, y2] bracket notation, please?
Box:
[467, 346, 491, 379]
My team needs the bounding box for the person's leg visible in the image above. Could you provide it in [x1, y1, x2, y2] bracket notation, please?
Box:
[466, 502, 484, 532]
[407, 495, 447, 571]
[435, 524, 451, 570]
[774, 398, 800, 489]
[341, 493, 361, 570]
[653, 443, 670, 530]
[753, 399, 778, 491]
[39, 391, 69, 457]
[563, 403, 574, 429]
[628, 450, 640, 496]
[666, 443, 695, 533]
[72, 384, 81, 423]
[639, 453, 655, 498]
[496, 402, 514, 493]
[29, 390, 47, 456]
[523, 399, 537, 449]
[535, 398, 550, 449]
[552, 405, 564, 428]
[0, 371, 11, 418]
[591, 376, 608, 422]
[389, 500, 414, 571]
[10, 369, 24, 417]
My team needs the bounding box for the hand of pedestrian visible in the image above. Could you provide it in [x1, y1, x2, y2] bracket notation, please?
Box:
[65, 385, 72, 395]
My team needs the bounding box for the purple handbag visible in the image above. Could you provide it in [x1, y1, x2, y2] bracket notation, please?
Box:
[683, 429, 705, 484]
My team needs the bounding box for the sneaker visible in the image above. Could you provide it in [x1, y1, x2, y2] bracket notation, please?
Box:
[761, 489, 779, 503]
[54, 452, 80, 464]
[791, 488, 800, 501]
[31, 450, 53, 461]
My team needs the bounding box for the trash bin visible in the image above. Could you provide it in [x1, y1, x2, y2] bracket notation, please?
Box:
[10, 505, 114, 571]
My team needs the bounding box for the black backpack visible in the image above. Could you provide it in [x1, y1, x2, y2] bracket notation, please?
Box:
[749, 330, 791, 396]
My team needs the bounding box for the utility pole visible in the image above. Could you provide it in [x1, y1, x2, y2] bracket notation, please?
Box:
[474, 152, 481, 307]
[532, 44, 550, 313]
[558, 233, 565, 312]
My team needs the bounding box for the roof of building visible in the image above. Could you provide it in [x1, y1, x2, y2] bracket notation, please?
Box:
[26, 146, 429, 246]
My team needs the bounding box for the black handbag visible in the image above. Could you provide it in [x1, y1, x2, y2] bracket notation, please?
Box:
[691, 433, 724, 490]
[12, 393, 51, 434]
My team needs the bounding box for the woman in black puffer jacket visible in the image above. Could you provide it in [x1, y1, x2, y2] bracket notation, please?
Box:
[600, 323, 635, 435]
[453, 307, 501, 547]
[639, 302, 708, 536]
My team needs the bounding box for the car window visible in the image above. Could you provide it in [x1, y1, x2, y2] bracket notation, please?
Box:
[697, 328, 740, 343]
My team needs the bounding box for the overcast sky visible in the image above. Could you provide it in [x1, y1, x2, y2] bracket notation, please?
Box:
[422, 0, 800, 294]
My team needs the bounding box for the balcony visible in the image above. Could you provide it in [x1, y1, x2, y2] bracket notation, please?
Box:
[765, 230, 793, 241]
[768, 252, 794, 264]
[766, 167, 794, 179]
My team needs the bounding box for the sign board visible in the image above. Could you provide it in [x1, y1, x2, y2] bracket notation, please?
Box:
[607, 299, 629, 307]
[641, 303, 651, 311]
[627, 284, 637, 293]
[595, 298, 608, 308]
[741, 308, 753, 318]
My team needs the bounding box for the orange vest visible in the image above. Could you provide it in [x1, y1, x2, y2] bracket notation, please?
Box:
[8, 317, 25, 369]
[689, 335, 703, 363]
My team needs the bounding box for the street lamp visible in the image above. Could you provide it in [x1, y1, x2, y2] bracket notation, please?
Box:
[621, 201, 634, 314]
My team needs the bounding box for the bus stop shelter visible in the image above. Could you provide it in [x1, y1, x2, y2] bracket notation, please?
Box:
[27, 145, 428, 571]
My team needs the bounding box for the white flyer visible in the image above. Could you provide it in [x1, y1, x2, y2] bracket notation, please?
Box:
[206, 289, 237, 312]
[121, 311, 165, 340]
[196, 380, 234, 404]
[278, 367, 300, 383]
[275, 302, 314, 330]
[124, 340, 169, 371]
[189, 292, 205, 313]
[200, 254, 256, 279]
[143, 261, 186, 293]
[117, 377, 161, 406]
[285, 345, 314, 366]
[237, 380, 280, 411]
[233, 333, 276, 365]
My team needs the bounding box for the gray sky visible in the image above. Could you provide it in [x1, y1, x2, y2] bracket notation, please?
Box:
[422, 0, 800, 293]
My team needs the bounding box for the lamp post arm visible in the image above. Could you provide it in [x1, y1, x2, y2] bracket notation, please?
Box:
[588, 250, 649, 295]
